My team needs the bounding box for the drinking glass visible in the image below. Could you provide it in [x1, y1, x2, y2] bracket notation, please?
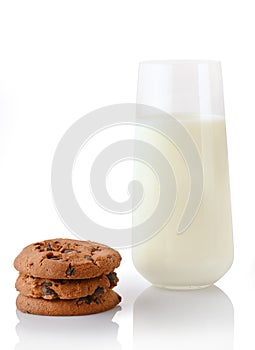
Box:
[132, 60, 234, 289]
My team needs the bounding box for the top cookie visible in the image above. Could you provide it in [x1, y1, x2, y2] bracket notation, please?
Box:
[14, 238, 121, 279]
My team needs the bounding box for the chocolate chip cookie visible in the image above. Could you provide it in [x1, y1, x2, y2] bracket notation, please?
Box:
[14, 238, 121, 279]
[16, 273, 118, 300]
[14, 238, 121, 316]
[17, 290, 121, 316]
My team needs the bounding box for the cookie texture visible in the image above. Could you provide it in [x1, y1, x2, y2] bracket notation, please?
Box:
[16, 273, 119, 300]
[14, 238, 121, 279]
[14, 238, 122, 316]
[16, 290, 121, 316]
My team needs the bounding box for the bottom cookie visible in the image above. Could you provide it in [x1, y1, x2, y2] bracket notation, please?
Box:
[16, 290, 121, 316]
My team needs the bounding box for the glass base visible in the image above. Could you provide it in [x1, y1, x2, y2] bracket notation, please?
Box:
[153, 283, 212, 291]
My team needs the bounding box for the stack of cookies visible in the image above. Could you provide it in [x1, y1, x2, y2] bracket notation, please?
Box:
[14, 238, 121, 316]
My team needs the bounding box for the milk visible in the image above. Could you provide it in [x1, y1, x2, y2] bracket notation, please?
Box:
[132, 115, 233, 289]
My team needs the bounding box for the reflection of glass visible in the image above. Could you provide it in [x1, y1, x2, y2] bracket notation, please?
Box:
[132, 61, 234, 289]
[133, 285, 234, 350]
[15, 307, 121, 350]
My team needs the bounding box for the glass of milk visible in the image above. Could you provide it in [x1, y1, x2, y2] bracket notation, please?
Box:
[132, 60, 234, 289]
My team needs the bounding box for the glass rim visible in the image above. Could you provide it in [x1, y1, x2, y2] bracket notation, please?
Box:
[139, 59, 221, 65]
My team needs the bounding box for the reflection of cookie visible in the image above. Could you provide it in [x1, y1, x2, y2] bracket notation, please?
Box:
[17, 290, 121, 316]
[15, 307, 121, 350]
[15, 273, 119, 300]
[14, 238, 121, 279]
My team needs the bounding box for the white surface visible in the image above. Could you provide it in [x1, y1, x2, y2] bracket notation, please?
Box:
[1, 1, 255, 349]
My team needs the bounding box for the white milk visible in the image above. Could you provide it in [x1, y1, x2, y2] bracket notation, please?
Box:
[132, 115, 233, 289]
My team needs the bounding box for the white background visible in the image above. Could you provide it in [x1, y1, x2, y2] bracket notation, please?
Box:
[1, 1, 255, 349]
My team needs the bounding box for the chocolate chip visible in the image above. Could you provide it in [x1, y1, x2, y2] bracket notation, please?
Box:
[34, 243, 44, 252]
[54, 279, 66, 284]
[91, 246, 101, 253]
[43, 282, 52, 287]
[107, 272, 118, 287]
[46, 252, 61, 260]
[94, 298, 100, 304]
[61, 248, 81, 254]
[42, 282, 58, 298]
[76, 296, 92, 305]
[66, 263, 76, 277]
[84, 255, 93, 261]
[62, 249, 75, 253]
[107, 272, 116, 282]
[94, 287, 104, 295]
[46, 242, 53, 251]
